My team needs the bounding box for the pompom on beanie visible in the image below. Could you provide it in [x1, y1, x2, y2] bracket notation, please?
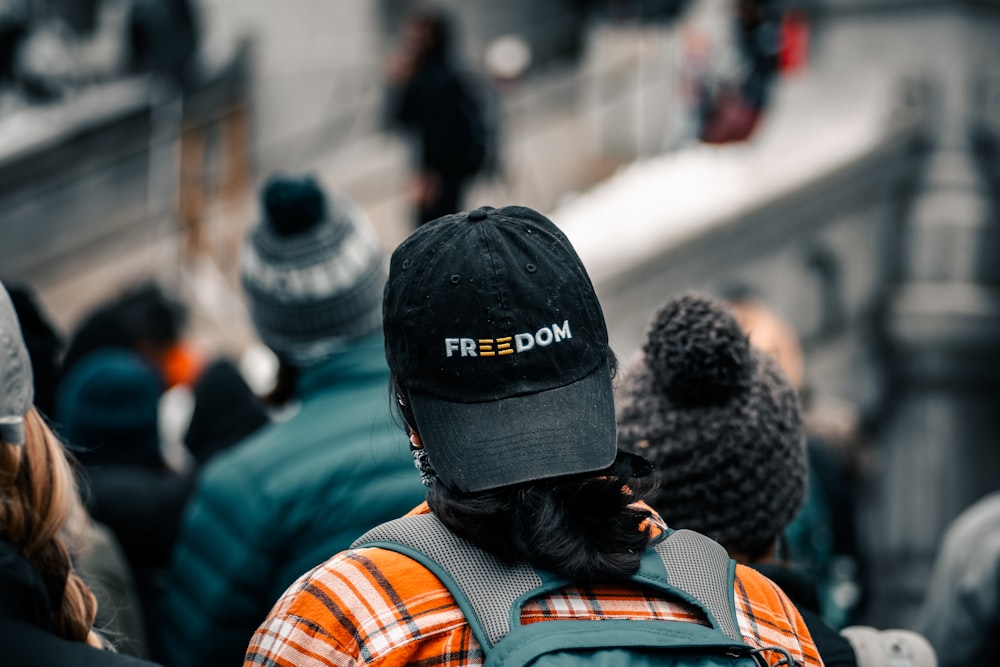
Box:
[240, 175, 386, 367]
[615, 293, 806, 560]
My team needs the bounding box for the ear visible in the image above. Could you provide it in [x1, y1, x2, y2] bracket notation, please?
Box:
[393, 379, 419, 437]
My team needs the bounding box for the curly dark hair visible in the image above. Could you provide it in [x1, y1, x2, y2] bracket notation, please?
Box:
[424, 455, 652, 581]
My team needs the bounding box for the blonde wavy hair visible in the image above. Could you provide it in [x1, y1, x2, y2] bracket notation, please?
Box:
[0, 407, 103, 647]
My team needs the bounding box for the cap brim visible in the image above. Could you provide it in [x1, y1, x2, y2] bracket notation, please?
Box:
[409, 362, 618, 493]
[0, 419, 26, 446]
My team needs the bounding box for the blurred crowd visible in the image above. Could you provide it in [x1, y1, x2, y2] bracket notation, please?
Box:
[3, 166, 994, 667]
[1, 3, 996, 667]
[0, 0, 200, 106]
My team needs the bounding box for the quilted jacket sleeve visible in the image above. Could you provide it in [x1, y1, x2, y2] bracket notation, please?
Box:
[157, 459, 275, 667]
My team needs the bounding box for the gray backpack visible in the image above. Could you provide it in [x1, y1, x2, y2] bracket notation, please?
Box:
[353, 514, 797, 666]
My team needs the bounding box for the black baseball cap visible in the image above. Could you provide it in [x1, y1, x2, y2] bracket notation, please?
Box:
[383, 205, 618, 492]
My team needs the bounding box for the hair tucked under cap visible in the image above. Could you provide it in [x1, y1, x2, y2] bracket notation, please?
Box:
[615, 293, 807, 560]
[240, 175, 386, 368]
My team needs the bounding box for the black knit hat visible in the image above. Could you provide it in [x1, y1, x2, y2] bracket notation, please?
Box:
[240, 175, 386, 367]
[615, 293, 806, 560]
[56, 349, 164, 468]
[184, 358, 269, 465]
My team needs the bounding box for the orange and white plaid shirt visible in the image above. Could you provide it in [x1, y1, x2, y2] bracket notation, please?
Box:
[246, 504, 823, 667]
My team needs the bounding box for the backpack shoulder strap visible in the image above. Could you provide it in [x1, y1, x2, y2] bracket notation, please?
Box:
[352, 514, 540, 649]
[352, 518, 743, 648]
[643, 529, 743, 643]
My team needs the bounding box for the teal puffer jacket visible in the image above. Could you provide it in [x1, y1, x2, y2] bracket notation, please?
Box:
[157, 333, 426, 667]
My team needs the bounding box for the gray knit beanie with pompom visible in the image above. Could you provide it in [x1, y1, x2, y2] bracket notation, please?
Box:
[240, 175, 386, 368]
[615, 293, 806, 561]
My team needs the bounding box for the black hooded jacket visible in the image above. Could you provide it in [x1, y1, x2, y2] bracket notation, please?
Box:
[0, 539, 162, 666]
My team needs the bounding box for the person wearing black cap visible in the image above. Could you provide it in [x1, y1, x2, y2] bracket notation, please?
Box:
[245, 206, 823, 667]
[158, 175, 425, 667]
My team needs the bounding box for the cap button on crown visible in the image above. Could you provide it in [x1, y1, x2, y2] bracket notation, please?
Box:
[467, 207, 490, 222]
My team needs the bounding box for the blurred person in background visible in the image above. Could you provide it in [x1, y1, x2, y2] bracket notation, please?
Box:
[58, 281, 205, 475]
[616, 293, 936, 667]
[56, 348, 195, 662]
[124, 0, 200, 89]
[181, 357, 269, 467]
[58, 280, 271, 473]
[72, 514, 152, 659]
[730, 0, 781, 130]
[7, 280, 64, 420]
[5, 280, 152, 657]
[616, 293, 855, 665]
[60, 281, 202, 393]
[0, 279, 162, 666]
[914, 490, 1000, 666]
[384, 6, 496, 227]
[157, 175, 425, 667]
[684, 0, 784, 145]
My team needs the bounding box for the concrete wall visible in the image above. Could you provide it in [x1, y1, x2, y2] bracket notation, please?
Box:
[0, 81, 174, 285]
[197, 0, 384, 172]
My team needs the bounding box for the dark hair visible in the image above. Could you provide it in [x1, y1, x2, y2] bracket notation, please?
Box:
[407, 7, 454, 63]
[390, 350, 655, 582]
[61, 282, 186, 380]
[426, 460, 652, 581]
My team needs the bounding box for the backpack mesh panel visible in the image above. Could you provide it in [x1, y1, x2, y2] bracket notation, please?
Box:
[655, 530, 740, 642]
[354, 514, 542, 646]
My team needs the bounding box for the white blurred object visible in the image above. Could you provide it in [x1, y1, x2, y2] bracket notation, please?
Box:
[159, 384, 195, 474]
[484, 34, 532, 81]
[240, 342, 279, 396]
[239, 342, 300, 423]
[841, 627, 937, 667]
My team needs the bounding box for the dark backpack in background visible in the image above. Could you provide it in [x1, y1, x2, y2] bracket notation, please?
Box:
[449, 71, 499, 178]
